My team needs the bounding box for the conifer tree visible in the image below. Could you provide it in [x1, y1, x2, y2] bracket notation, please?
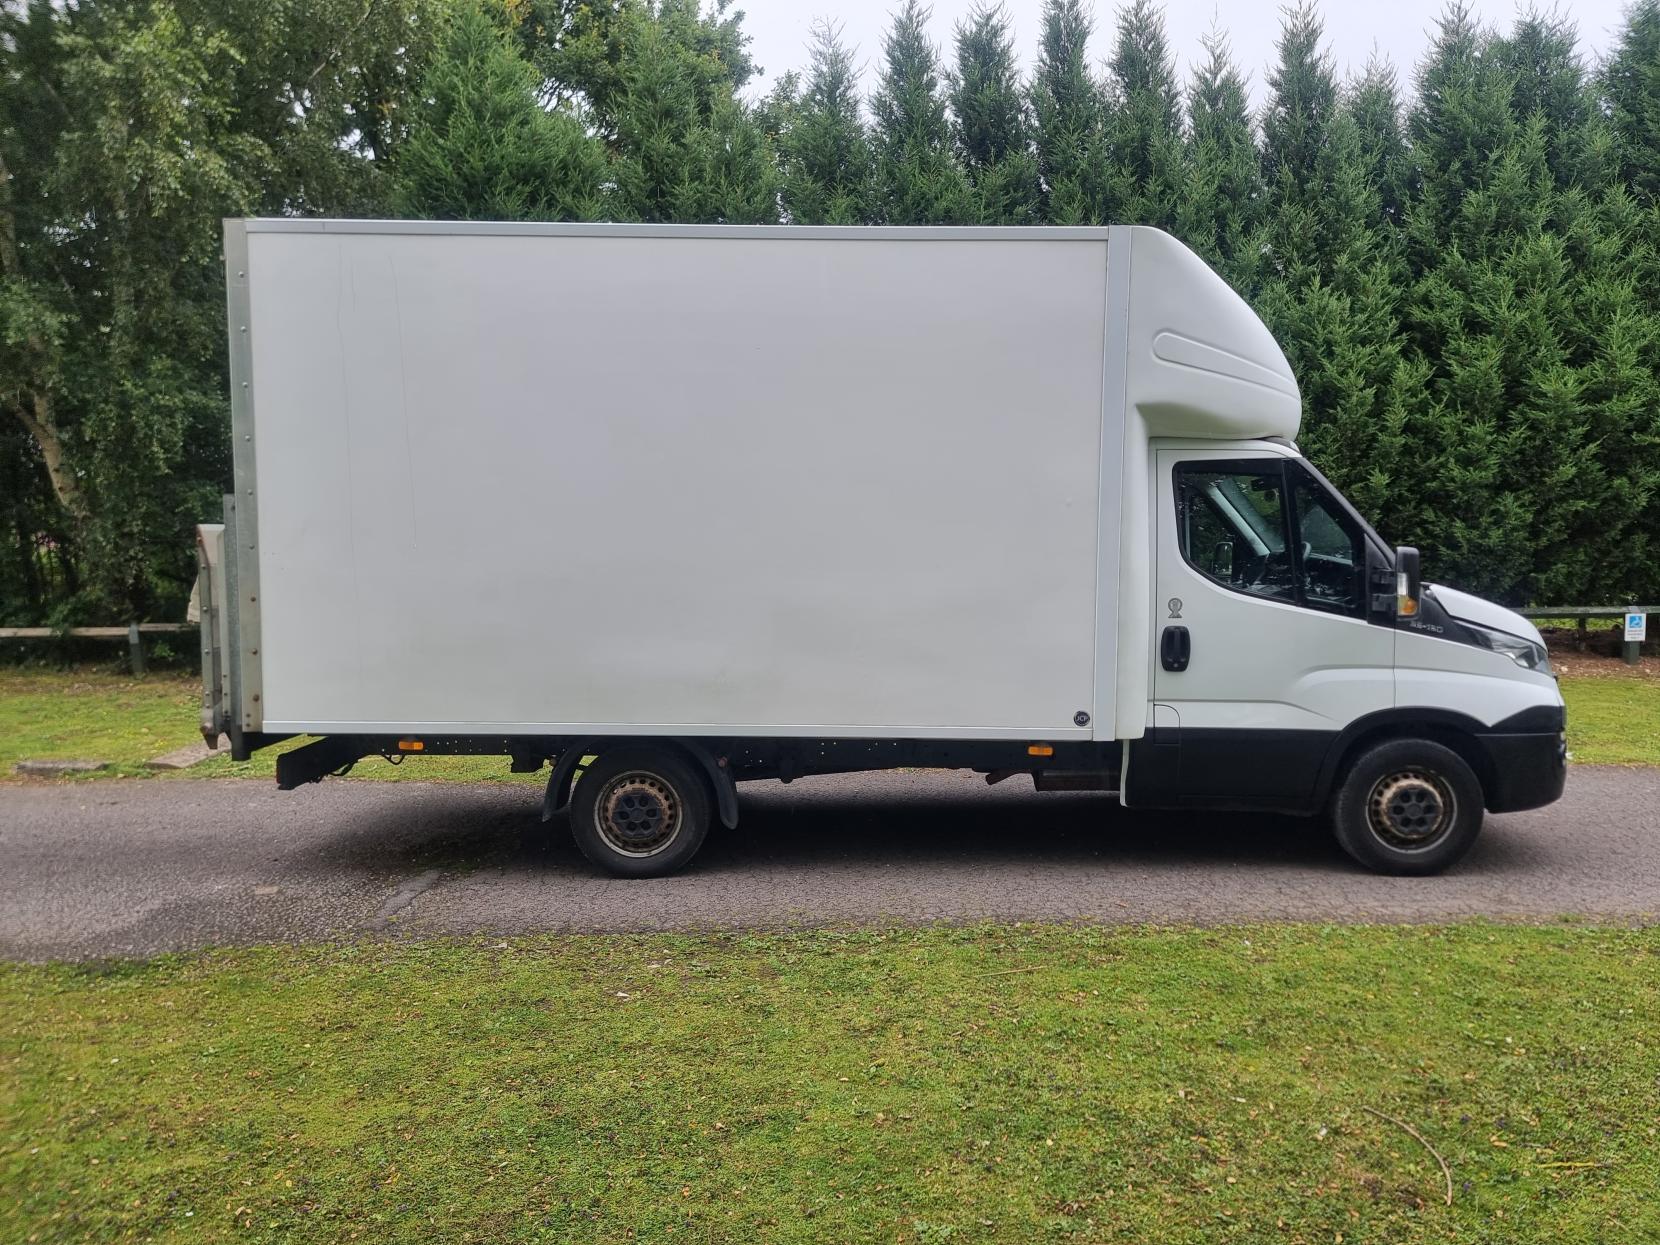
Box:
[1264, 104, 1415, 527]
[752, 67, 801, 156]
[611, 18, 778, 223]
[1404, 4, 1515, 260]
[1029, 0, 1105, 223]
[1391, 8, 1660, 601]
[393, 1, 606, 221]
[1260, 1, 1337, 279]
[949, 3, 1041, 223]
[1100, 0, 1184, 229]
[1600, 1, 1660, 594]
[777, 22, 873, 224]
[1505, 9, 1660, 602]
[1177, 28, 1261, 289]
[1603, 0, 1660, 202]
[1574, 185, 1660, 600]
[674, 94, 781, 224]
[611, 21, 702, 222]
[871, 0, 974, 223]
[1395, 9, 1534, 593]
[1492, 11, 1599, 188]
[1261, 1, 1336, 184]
[1254, 9, 1416, 534]
[1349, 57, 1409, 229]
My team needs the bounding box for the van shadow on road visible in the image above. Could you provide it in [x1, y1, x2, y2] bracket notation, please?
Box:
[297, 772, 1533, 882]
[702, 785, 1351, 873]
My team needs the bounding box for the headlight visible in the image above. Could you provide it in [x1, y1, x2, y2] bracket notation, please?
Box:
[1463, 622, 1553, 674]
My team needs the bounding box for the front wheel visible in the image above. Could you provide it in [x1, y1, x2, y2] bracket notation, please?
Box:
[1329, 738, 1485, 875]
[568, 747, 712, 878]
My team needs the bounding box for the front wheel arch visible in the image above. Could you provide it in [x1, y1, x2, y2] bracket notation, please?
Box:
[1316, 711, 1497, 812]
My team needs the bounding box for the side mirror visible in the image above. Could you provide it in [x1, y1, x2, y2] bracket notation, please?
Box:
[1211, 540, 1234, 580]
[1395, 546, 1421, 618]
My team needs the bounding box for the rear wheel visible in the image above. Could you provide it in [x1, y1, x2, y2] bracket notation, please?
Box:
[568, 747, 711, 878]
[1329, 738, 1485, 875]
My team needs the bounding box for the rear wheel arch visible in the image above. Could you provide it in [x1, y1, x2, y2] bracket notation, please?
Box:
[543, 737, 738, 829]
[661, 739, 740, 829]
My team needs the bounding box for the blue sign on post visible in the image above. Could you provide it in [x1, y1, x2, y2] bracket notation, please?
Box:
[1626, 612, 1648, 642]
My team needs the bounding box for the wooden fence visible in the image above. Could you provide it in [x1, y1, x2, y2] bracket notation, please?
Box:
[0, 623, 193, 675]
[1519, 606, 1654, 665]
[3, 606, 1653, 672]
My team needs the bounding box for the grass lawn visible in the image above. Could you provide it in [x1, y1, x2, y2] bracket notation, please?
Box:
[0, 671, 206, 778]
[1551, 675, 1660, 766]
[2, 924, 1656, 1244]
[0, 670, 534, 783]
[3, 664, 1655, 779]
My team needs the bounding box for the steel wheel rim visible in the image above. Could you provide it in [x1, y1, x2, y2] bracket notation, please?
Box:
[1366, 769, 1456, 852]
[595, 771, 682, 858]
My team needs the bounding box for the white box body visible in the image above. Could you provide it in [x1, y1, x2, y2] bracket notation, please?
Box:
[240, 223, 1122, 739]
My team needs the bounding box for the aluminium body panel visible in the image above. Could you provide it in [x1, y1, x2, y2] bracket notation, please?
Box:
[194, 521, 228, 741]
[241, 224, 1116, 738]
[223, 221, 264, 732]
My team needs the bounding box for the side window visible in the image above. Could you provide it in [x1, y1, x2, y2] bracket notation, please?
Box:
[1289, 470, 1366, 616]
[1174, 463, 1296, 603]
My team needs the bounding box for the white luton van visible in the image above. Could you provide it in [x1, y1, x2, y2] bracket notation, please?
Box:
[197, 219, 1566, 877]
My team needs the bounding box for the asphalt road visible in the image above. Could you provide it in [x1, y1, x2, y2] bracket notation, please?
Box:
[2, 767, 1657, 960]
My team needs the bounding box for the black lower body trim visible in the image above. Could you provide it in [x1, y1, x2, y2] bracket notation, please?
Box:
[1125, 710, 1567, 817]
[1125, 728, 1335, 814]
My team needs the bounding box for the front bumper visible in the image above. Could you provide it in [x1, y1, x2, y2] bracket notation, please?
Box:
[1479, 727, 1568, 812]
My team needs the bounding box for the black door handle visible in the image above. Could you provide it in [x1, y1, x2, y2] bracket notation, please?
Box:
[1161, 625, 1190, 672]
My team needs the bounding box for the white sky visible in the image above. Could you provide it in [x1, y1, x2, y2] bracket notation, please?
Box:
[737, 0, 1635, 109]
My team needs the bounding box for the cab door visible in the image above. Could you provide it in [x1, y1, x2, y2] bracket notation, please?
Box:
[1138, 447, 1394, 808]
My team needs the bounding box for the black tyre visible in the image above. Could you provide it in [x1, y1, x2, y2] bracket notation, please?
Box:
[567, 747, 711, 878]
[1328, 738, 1485, 875]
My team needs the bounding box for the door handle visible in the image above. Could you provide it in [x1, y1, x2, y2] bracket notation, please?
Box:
[1161, 625, 1190, 672]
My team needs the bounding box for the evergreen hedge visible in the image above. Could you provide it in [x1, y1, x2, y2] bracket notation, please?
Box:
[3, 0, 1658, 618]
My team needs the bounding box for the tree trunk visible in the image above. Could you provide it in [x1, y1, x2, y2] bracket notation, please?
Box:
[13, 393, 90, 523]
[0, 148, 91, 525]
